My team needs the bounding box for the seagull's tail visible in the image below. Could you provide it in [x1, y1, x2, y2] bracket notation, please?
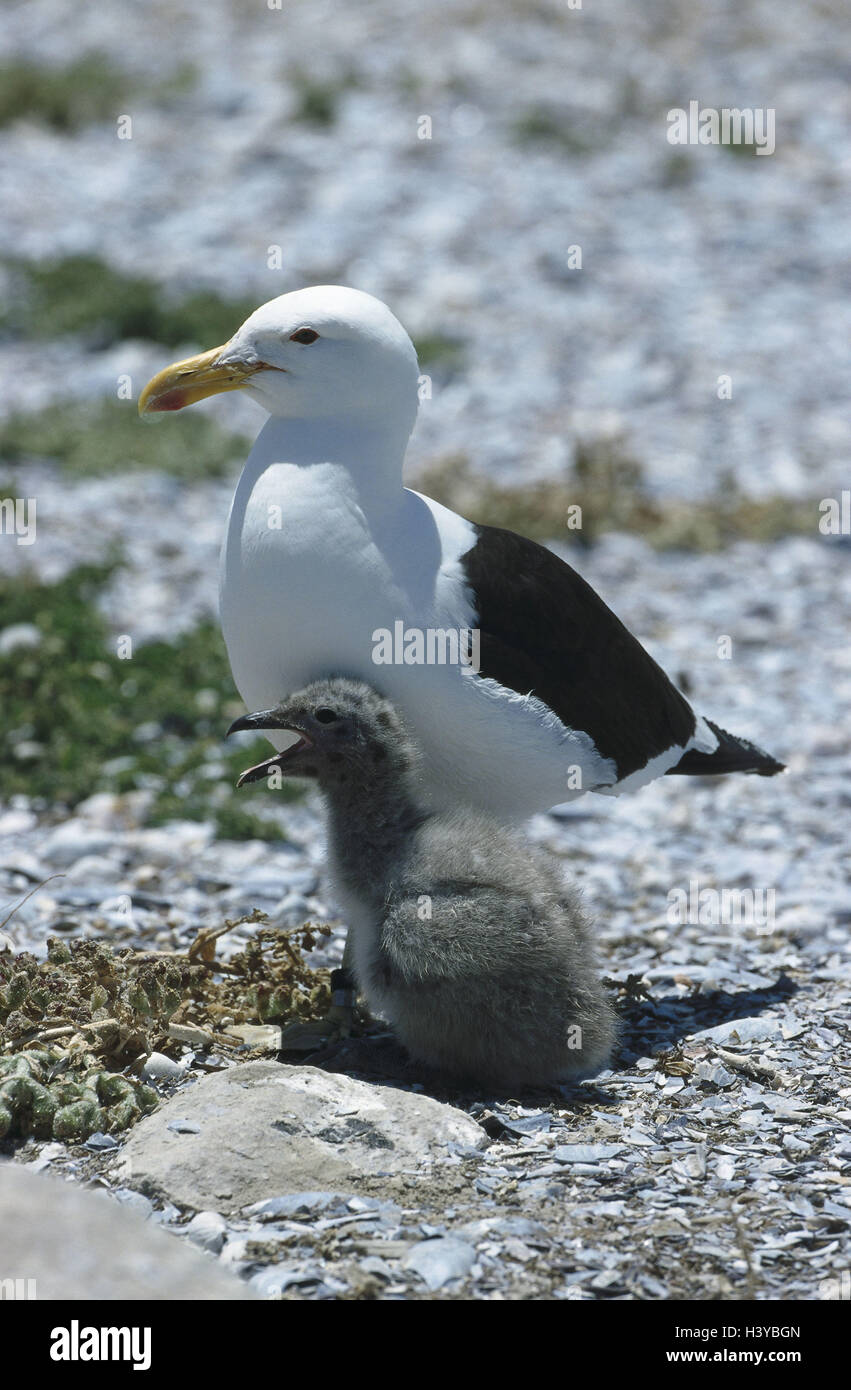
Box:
[666, 719, 785, 778]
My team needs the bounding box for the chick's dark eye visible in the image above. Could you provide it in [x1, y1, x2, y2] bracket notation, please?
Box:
[314, 707, 338, 724]
[290, 327, 320, 345]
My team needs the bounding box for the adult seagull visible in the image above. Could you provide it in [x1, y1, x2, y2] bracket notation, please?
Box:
[139, 285, 783, 821]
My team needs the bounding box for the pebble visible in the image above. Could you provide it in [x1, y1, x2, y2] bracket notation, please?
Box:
[359, 1256, 394, 1281]
[142, 1052, 185, 1082]
[553, 1144, 627, 1164]
[250, 1267, 320, 1297]
[168, 1022, 216, 1049]
[224, 1023, 282, 1050]
[39, 823, 119, 868]
[244, 1192, 349, 1221]
[84, 1132, 119, 1152]
[184, 1210, 228, 1254]
[402, 1237, 476, 1291]
[692, 1017, 785, 1045]
[26, 1141, 67, 1172]
[110, 1188, 154, 1221]
[496, 1113, 551, 1137]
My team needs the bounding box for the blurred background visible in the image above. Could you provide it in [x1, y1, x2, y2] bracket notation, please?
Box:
[0, 0, 848, 917]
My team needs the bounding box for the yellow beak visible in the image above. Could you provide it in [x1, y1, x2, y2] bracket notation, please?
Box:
[138, 345, 265, 414]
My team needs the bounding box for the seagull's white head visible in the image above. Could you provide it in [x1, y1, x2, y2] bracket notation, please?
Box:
[139, 285, 420, 437]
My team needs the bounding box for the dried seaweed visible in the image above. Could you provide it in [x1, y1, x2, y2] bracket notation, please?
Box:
[0, 910, 333, 1140]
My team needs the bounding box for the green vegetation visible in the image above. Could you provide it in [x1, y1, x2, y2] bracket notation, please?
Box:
[416, 442, 818, 551]
[661, 152, 696, 187]
[0, 398, 249, 480]
[721, 138, 763, 159]
[414, 333, 466, 373]
[1, 254, 257, 350]
[288, 65, 360, 126]
[0, 1048, 158, 1141]
[0, 563, 303, 835]
[0, 52, 130, 132]
[0, 51, 195, 132]
[512, 106, 600, 155]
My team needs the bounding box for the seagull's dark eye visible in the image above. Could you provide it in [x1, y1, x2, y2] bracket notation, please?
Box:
[289, 327, 320, 345]
[314, 707, 338, 724]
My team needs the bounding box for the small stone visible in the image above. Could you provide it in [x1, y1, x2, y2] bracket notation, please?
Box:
[151, 1202, 182, 1225]
[694, 1061, 737, 1088]
[40, 822, 119, 868]
[822, 1201, 851, 1222]
[552, 1143, 626, 1164]
[244, 1192, 347, 1220]
[783, 1134, 809, 1154]
[168, 1023, 215, 1049]
[359, 1256, 393, 1281]
[691, 1017, 783, 1045]
[250, 1266, 317, 1297]
[26, 1141, 66, 1172]
[225, 1023, 282, 1050]
[457, 1215, 548, 1243]
[85, 1132, 119, 1152]
[503, 1237, 535, 1262]
[185, 1210, 228, 1253]
[143, 1052, 184, 1082]
[111, 1188, 154, 1221]
[402, 1237, 476, 1291]
[499, 1113, 552, 1137]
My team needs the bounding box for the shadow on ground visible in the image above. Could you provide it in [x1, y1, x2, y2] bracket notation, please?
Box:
[278, 974, 799, 1109]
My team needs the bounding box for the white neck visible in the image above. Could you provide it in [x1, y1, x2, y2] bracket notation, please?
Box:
[244, 411, 412, 513]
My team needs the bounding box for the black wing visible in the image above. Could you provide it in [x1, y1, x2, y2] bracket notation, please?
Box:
[460, 523, 697, 781]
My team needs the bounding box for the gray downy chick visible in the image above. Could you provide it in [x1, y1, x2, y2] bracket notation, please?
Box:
[229, 677, 616, 1090]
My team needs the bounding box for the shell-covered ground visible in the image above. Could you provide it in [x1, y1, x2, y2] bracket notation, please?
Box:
[0, 0, 849, 1300]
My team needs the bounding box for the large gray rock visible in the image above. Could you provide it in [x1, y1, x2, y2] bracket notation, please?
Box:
[0, 1162, 252, 1300]
[116, 1062, 485, 1214]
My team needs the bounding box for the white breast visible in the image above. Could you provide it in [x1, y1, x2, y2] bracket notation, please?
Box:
[219, 431, 617, 820]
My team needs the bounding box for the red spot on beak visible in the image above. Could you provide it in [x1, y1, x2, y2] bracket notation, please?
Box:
[149, 389, 190, 412]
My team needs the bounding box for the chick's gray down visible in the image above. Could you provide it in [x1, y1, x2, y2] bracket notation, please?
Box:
[230, 676, 616, 1089]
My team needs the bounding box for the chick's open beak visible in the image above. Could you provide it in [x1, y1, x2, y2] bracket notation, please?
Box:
[227, 710, 291, 736]
[227, 710, 314, 788]
[138, 345, 265, 414]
